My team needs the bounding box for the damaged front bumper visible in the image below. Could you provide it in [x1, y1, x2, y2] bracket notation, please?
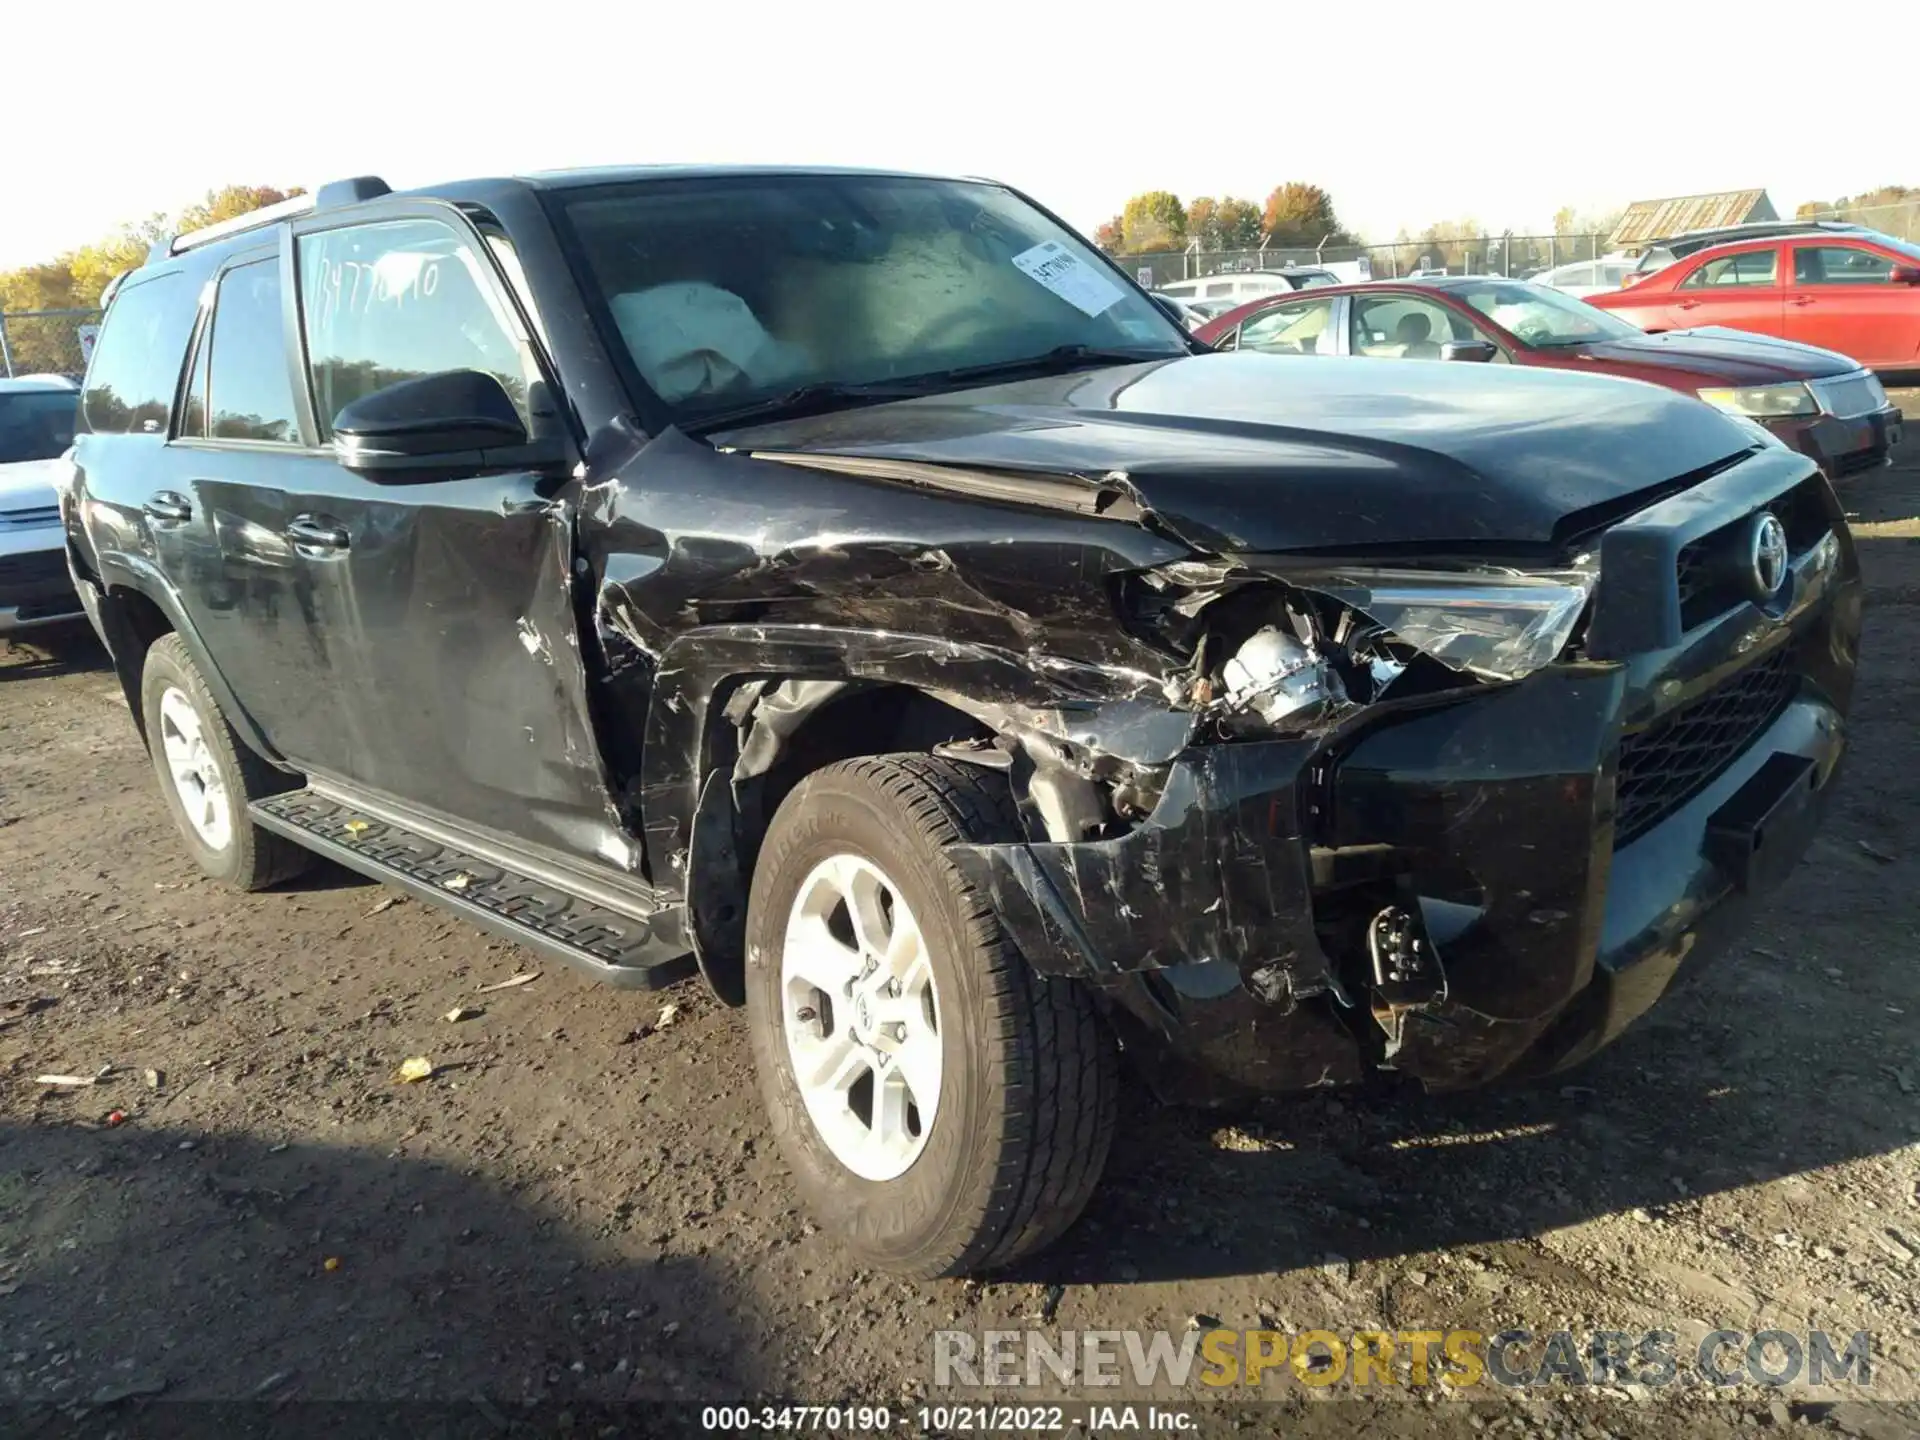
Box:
[950, 506, 1860, 1100]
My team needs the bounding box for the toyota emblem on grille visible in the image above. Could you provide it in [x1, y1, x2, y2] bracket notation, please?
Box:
[1748, 512, 1789, 600]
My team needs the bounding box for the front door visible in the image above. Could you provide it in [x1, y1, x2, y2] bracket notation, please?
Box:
[1665, 244, 1785, 337]
[1784, 242, 1905, 367]
[278, 207, 630, 865]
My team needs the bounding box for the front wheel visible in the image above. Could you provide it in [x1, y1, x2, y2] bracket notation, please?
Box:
[746, 754, 1117, 1277]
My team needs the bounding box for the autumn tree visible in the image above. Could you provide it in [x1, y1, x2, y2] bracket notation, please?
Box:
[2, 184, 305, 373]
[1797, 184, 1918, 219]
[1184, 197, 1220, 248]
[1414, 217, 1488, 271]
[1092, 215, 1125, 253]
[1262, 183, 1351, 246]
[176, 184, 305, 235]
[1187, 196, 1262, 250]
[1552, 204, 1625, 241]
[1215, 197, 1262, 250]
[1120, 191, 1186, 254]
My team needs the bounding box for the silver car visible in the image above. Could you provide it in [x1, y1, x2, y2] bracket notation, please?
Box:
[0, 375, 83, 633]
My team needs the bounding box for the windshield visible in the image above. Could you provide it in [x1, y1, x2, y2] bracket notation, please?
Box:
[0, 389, 79, 464]
[1452, 281, 1642, 347]
[554, 175, 1189, 425]
[1867, 230, 1920, 264]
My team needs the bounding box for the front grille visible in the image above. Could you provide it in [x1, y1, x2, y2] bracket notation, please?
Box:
[0, 548, 75, 605]
[1674, 476, 1831, 631]
[1811, 372, 1887, 420]
[1613, 647, 1799, 846]
[0, 505, 61, 529]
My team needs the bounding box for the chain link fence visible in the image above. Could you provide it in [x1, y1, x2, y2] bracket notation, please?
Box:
[1118, 205, 1920, 287]
[1798, 201, 1920, 242]
[1119, 232, 1613, 288]
[0, 308, 103, 380]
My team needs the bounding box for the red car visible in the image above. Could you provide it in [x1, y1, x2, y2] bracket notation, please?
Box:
[1193, 276, 1904, 479]
[1589, 228, 1920, 372]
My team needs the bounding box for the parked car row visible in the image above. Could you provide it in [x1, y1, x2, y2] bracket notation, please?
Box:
[1194, 276, 1902, 478]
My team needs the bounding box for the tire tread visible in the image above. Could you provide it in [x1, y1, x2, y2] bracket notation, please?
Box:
[826, 753, 1118, 1274]
[143, 634, 309, 891]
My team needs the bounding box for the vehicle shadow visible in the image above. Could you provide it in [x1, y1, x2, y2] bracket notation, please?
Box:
[0, 1119, 765, 1426]
[0, 624, 111, 681]
[1026, 507, 1920, 1289]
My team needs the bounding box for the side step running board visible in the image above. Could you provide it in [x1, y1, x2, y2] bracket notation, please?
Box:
[252, 790, 697, 991]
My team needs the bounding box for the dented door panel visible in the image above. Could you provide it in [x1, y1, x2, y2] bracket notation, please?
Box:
[286, 466, 633, 866]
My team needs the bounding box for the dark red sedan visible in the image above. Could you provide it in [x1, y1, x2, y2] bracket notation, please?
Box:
[1589, 228, 1920, 372]
[1194, 276, 1903, 478]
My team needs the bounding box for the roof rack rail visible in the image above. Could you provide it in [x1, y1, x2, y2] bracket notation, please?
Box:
[149, 175, 395, 264]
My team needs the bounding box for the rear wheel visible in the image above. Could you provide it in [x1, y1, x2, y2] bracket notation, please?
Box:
[746, 754, 1117, 1277]
[140, 634, 310, 891]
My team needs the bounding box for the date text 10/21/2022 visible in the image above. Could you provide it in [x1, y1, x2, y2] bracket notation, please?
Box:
[697, 1405, 1199, 1432]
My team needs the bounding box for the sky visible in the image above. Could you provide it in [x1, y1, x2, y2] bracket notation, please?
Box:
[5, 0, 1912, 274]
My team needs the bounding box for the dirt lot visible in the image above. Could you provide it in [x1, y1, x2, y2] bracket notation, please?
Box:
[4, 403, 1920, 1438]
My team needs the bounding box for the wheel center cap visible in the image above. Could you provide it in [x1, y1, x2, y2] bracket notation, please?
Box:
[854, 992, 873, 1035]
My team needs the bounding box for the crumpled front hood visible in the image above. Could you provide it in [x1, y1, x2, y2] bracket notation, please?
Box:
[716, 352, 1760, 554]
[1567, 326, 1860, 384]
[0, 458, 66, 512]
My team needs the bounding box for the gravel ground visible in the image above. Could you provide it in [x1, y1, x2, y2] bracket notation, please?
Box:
[3, 400, 1918, 1438]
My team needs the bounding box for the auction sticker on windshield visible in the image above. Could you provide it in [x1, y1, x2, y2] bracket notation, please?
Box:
[1011, 240, 1124, 317]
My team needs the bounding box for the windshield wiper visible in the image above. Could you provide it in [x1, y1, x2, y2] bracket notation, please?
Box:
[679, 380, 933, 435]
[913, 343, 1181, 386]
[681, 346, 1180, 436]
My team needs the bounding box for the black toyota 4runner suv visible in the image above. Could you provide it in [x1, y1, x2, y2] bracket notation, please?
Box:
[65, 167, 1859, 1276]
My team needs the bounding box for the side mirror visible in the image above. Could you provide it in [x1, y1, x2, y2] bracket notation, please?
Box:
[1440, 339, 1500, 363]
[331, 369, 556, 478]
[1147, 294, 1187, 324]
[1891, 265, 1920, 285]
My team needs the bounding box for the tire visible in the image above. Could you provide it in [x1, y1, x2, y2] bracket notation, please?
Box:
[140, 633, 310, 891]
[746, 753, 1117, 1277]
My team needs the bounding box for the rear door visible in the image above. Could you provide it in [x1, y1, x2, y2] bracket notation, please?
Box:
[155, 245, 348, 763]
[1783, 242, 1907, 367]
[1664, 244, 1786, 336]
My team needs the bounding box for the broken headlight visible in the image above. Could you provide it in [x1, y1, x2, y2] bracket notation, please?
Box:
[1311, 563, 1597, 682]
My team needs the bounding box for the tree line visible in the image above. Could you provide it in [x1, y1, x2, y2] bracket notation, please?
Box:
[0, 186, 300, 373]
[1092, 184, 1356, 256]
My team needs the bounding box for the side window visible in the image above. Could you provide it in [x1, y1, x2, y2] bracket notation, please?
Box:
[204, 259, 299, 444]
[1351, 295, 1480, 359]
[82, 274, 196, 436]
[1680, 250, 1778, 288]
[1793, 245, 1895, 285]
[1203, 281, 1236, 298]
[297, 218, 533, 440]
[1238, 298, 1338, 355]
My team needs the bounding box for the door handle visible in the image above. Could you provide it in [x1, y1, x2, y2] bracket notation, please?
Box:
[1676, 299, 1702, 310]
[143, 492, 192, 523]
[1789, 296, 1815, 307]
[285, 515, 350, 551]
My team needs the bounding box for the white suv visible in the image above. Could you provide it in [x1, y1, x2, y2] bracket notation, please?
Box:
[0, 375, 83, 633]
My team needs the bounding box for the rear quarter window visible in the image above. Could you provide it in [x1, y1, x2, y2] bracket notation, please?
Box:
[81, 273, 198, 436]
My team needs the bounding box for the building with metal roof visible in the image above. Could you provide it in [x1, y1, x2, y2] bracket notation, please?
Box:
[1609, 190, 1777, 250]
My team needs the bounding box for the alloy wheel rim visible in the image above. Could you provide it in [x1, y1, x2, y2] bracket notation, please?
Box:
[780, 853, 943, 1181]
[158, 687, 231, 851]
